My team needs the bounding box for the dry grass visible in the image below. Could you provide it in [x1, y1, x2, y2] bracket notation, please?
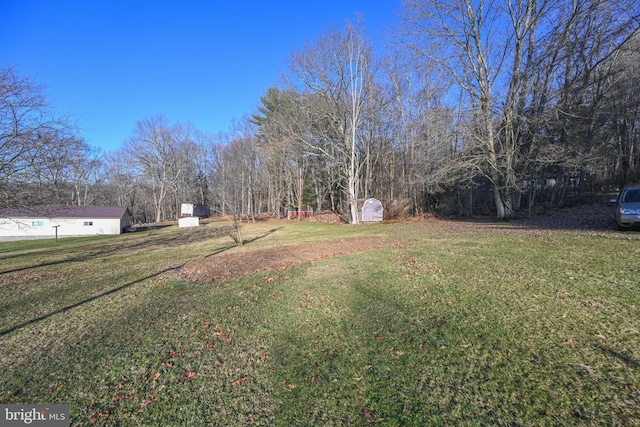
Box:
[1, 215, 640, 425]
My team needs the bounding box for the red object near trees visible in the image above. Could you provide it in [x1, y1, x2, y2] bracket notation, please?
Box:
[286, 208, 313, 219]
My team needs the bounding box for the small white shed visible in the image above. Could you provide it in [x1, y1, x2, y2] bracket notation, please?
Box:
[181, 203, 194, 217]
[0, 205, 132, 241]
[181, 203, 211, 218]
[178, 217, 200, 228]
[361, 198, 384, 222]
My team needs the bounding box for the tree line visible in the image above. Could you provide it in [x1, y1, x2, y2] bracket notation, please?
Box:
[2, 0, 639, 223]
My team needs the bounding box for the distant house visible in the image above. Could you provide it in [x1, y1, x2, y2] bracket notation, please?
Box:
[0, 206, 132, 241]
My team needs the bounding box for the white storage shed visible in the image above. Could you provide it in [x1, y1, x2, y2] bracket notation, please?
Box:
[0, 206, 132, 241]
[361, 198, 384, 222]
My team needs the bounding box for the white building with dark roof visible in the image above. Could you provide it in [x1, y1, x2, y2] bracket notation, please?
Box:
[0, 206, 132, 241]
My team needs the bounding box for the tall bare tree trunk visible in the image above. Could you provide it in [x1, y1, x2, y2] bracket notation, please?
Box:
[297, 165, 304, 221]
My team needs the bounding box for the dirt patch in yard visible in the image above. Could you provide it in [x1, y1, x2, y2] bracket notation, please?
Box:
[179, 237, 400, 283]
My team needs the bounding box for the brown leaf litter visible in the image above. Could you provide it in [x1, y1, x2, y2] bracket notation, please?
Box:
[179, 237, 400, 283]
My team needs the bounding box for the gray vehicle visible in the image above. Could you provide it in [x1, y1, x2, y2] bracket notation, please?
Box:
[611, 185, 640, 230]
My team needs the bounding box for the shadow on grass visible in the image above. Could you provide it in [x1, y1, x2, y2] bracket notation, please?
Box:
[201, 228, 281, 258]
[245, 228, 281, 243]
[433, 209, 622, 234]
[0, 226, 234, 275]
[595, 344, 640, 370]
[407, 197, 621, 234]
[0, 265, 183, 337]
[0, 246, 238, 338]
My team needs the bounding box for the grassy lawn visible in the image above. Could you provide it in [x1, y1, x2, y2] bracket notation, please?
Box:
[1, 220, 640, 426]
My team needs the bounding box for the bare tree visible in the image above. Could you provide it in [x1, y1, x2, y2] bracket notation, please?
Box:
[69, 144, 103, 206]
[549, 0, 640, 192]
[165, 121, 205, 219]
[206, 132, 231, 216]
[190, 130, 214, 206]
[400, 0, 555, 219]
[397, 0, 639, 215]
[607, 34, 640, 185]
[0, 67, 79, 208]
[380, 47, 456, 215]
[0, 68, 46, 188]
[253, 87, 312, 219]
[288, 21, 375, 224]
[124, 115, 183, 222]
[104, 149, 138, 210]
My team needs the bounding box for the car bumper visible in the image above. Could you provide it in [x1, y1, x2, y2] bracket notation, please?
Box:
[618, 213, 640, 227]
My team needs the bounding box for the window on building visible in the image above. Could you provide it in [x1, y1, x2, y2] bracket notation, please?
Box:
[31, 221, 44, 227]
[84, 221, 93, 226]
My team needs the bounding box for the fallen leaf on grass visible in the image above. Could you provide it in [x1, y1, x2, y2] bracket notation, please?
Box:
[179, 370, 196, 384]
[218, 334, 232, 343]
[232, 376, 249, 386]
[90, 411, 109, 423]
[140, 396, 154, 409]
[362, 406, 373, 421]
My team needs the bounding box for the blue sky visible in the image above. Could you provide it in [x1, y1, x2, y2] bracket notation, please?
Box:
[0, 1, 400, 152]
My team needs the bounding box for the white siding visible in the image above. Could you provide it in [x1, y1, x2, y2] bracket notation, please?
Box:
[178, 217, 200, 227]
[0, 217, 123, 240]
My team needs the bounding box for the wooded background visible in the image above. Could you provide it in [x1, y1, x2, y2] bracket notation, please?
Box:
[2, 0, 639, 223]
